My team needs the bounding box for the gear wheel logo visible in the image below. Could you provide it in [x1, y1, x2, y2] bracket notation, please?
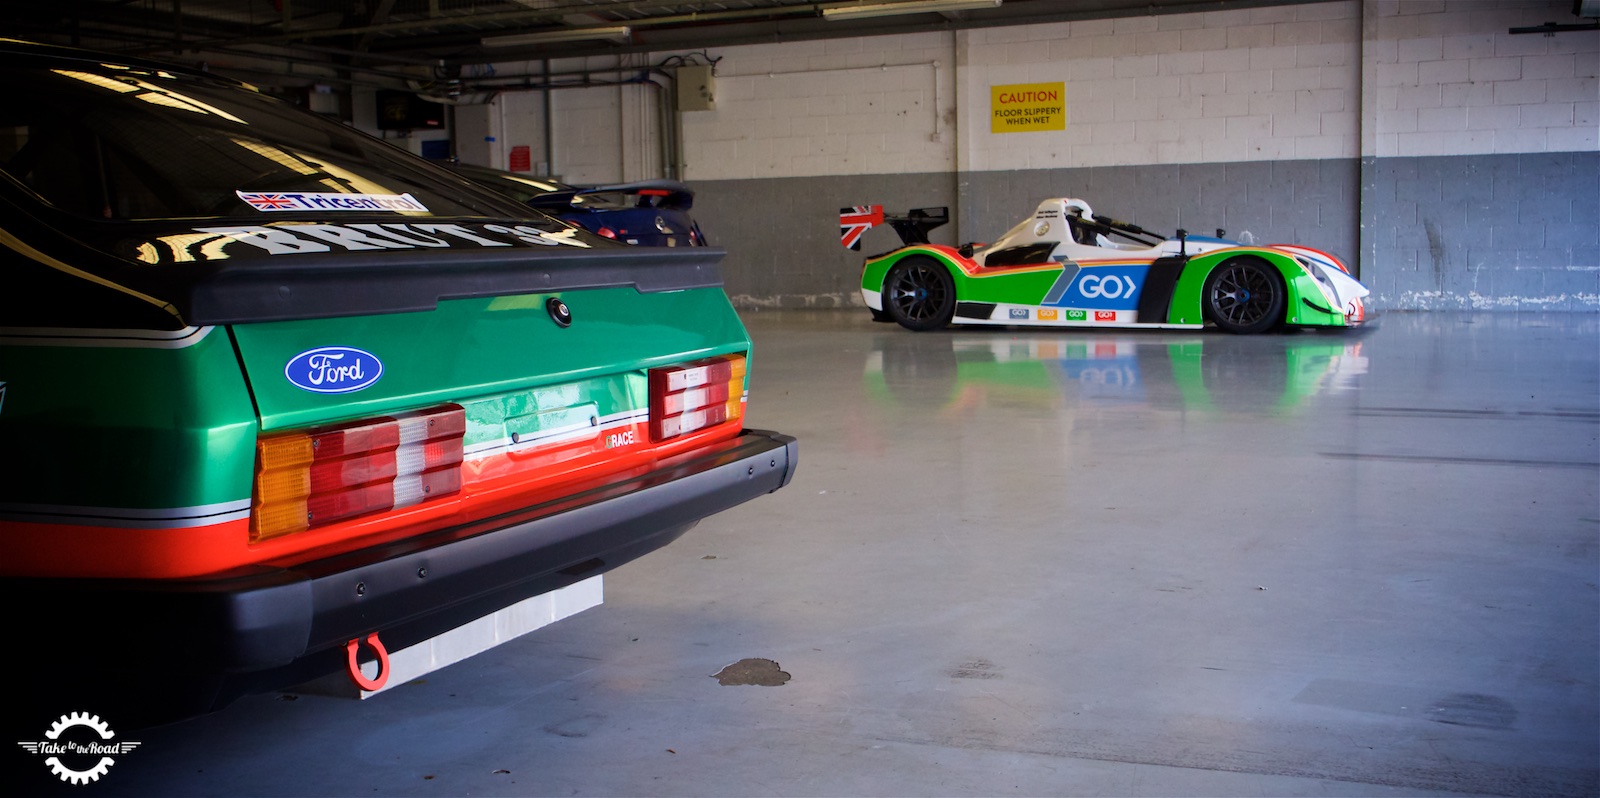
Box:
[17, 712, 141, 785]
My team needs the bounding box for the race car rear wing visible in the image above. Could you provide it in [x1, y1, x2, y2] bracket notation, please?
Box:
[839, 205, 949, 250]
[580, 179, 695, 210]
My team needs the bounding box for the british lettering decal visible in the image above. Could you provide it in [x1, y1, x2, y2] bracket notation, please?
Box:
[285, 347, 383, 394]
[161, 222, 594, 261]
[238, 190, 430, 213]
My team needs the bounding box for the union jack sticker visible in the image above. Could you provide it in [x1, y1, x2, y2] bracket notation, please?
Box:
[236, 190, 430, 213]
[241, 193, 300, 210]
[840, 205, 884, 251]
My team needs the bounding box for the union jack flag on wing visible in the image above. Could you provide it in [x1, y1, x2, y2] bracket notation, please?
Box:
[839, 205, 884, 251]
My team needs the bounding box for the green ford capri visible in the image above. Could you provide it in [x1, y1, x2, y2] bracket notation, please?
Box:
[0, 40, 795, 723]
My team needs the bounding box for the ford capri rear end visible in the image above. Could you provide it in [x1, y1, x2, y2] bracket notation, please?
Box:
[0, 41, 795, 723]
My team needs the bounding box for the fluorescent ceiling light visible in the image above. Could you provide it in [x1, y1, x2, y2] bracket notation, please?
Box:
[481, 25, 632, 47]
[822, 0, 1001, 21]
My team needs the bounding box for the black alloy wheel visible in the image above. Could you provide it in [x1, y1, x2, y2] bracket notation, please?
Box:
[1203, 257, 1285, 334]
[884, 258, 956, 332]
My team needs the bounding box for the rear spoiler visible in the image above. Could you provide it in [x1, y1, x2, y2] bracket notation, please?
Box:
[522, 180, 695, 211]
[580, 179, 695, 210]
[839, 205, 949, 250]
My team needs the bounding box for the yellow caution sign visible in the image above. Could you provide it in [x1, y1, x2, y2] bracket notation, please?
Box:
[990, 82, 1065, 133]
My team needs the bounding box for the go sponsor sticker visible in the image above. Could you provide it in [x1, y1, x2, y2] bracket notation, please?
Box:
[1064, 265, 1148, 311]
[285, 346, 383, 394]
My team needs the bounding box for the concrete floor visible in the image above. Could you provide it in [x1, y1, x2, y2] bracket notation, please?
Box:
[12, 311, 1598, 797]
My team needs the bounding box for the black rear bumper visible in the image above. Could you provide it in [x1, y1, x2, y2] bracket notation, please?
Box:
[7, 429, 795, 720]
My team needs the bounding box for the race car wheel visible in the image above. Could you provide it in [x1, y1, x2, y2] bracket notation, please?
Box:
[884, 258, 956, 332]
[1203, 257, 1284, 335]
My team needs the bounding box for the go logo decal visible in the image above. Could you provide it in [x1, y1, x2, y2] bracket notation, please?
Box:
[1077, 274, 1137, 299]
[1064, 265, 1148, 311]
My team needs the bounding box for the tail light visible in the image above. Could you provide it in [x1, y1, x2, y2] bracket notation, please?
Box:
[251, 405, 466, 542]
[596, 227, 618, 239]
[649, 354, 746, 442]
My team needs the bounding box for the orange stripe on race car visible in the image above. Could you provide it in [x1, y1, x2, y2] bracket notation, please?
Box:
[4, 419, 744, 580]
[885, 245, 1060, 277]
[889, 246, 1177, 278]
[1269, 244, 1349, 272]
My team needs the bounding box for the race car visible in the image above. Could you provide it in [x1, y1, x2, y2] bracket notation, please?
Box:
[0, 40, 795, 725]
[841, 199, 1369, 334]
[448, 162, 707, 247]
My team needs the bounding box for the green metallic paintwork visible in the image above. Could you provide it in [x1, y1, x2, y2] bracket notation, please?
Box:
[1167, 249, 1344, 327]
[864, 247, 1348, 328]
[1, 285, 750, 514]
[464, 376, 637, 450]
[0, 330, 258, 510]
[231, 286, 749, 433]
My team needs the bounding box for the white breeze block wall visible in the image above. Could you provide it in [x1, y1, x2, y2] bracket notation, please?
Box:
[958, 2, 1362, 171]
[679, 33, 958, 180]
[478, 0, 1593, 184]
[474, 55, 660, 184]
[1369, 0, 1599, 157]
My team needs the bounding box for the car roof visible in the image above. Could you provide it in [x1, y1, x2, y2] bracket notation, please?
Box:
[0, 37, 249, 89]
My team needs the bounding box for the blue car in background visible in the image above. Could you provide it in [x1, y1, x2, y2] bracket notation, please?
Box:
[448, 162, 707, 247]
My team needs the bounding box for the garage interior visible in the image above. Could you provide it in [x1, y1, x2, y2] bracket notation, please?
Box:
[7, 1, 1599, 796]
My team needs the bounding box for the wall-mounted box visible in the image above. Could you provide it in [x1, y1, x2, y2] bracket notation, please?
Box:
[676, 65, 715, 112]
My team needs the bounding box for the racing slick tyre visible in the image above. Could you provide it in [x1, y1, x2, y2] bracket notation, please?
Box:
[884, 257, 956, 332]
[1203, 256, 1284, 335]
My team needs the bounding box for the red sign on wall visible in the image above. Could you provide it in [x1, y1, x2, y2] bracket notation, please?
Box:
[509, 145, 531, 173]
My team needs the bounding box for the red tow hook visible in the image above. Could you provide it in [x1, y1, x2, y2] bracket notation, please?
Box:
[344, 632, 391, 692]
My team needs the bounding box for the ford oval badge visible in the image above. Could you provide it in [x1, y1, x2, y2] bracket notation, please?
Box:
[285, 347, 383, 394]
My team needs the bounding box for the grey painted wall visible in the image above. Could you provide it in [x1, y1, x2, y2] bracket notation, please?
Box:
[691, 152, 1596, 311]
[691, 172, 957, 309]
[1362, 151, 1599, 311]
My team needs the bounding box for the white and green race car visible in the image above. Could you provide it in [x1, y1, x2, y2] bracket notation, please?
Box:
[842, 198, 1370, 334]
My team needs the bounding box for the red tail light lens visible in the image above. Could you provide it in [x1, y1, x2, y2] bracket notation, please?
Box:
[251, 405, 466, 542]
[649, 354, 746, 442]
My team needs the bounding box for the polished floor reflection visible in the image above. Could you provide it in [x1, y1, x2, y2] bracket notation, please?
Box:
[15, 311, 1597, 797]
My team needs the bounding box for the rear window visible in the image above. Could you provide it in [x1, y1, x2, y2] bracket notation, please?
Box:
[0, 60, 525, 221]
